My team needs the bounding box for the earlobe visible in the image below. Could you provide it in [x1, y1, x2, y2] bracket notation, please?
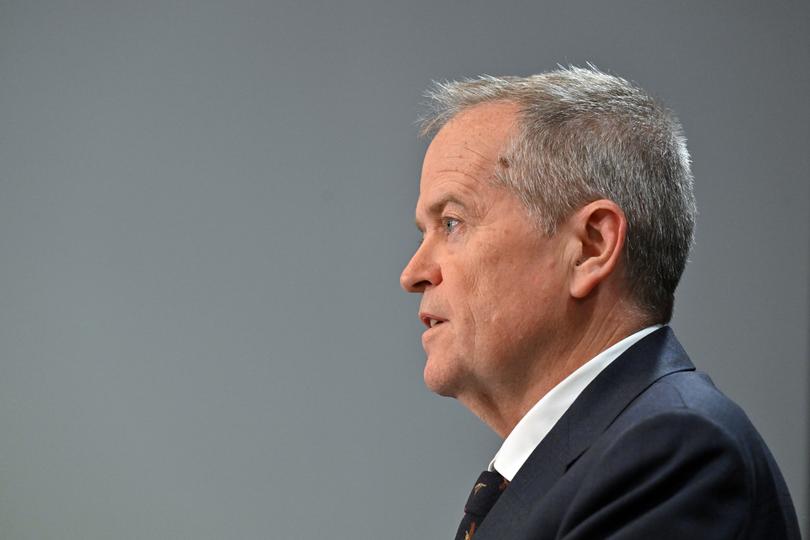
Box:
[568, 200, 626, 299]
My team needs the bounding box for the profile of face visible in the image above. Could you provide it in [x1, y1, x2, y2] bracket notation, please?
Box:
[400, 102, 571, 404]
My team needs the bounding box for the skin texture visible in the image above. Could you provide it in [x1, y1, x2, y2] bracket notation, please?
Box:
[400, 102, 646, 437]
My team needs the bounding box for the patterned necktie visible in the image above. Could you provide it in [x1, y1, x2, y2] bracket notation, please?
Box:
[454, 470, 510, 540]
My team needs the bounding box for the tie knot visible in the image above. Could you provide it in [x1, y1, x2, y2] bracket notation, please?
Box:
[464, 470, 509, 517]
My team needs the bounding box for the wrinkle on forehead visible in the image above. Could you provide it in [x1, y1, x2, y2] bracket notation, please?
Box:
[424, 145, 494, 184]
[422, 102, 520, 186]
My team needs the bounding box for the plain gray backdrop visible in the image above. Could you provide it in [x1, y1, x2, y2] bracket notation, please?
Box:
[1, 1, 807, 538]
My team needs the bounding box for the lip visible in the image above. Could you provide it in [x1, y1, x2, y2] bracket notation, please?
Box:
[419, 311, 448, 330]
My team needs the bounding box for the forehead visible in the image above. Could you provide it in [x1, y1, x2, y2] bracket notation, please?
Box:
[421, 101, 519, 180]
[418, 102, 519, 210]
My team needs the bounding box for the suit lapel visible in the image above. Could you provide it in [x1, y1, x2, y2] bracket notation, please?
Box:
[474, 327, 695, 539]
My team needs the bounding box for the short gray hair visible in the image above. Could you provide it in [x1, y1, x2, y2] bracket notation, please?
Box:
[419, 66, 696, 323]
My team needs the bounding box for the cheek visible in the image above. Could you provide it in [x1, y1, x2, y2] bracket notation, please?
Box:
[465, 261, 502, 322]
[471, 255, 557, 335]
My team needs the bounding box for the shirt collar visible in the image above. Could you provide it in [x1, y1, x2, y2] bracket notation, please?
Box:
[489, 325, 663, 481]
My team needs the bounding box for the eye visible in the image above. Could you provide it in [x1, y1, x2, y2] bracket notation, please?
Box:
[441, 216, 461, 234]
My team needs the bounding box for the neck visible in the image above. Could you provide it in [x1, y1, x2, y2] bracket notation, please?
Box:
[461, 301, 649, 438]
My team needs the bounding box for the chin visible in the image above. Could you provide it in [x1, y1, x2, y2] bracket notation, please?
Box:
[422, 355, 462, 397]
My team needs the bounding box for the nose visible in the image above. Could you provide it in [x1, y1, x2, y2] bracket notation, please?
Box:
[400, 241, 442, 293]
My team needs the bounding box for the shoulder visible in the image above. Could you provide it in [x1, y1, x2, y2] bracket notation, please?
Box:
[556, 371, 799, 539]
[555, 406, 751, 538]
[608, 369, 771, 469]
[613, 370, 755, 442]
[594, 369, 777, 506]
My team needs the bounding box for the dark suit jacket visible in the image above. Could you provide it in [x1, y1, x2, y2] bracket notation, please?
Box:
[473, 327, 801, 539]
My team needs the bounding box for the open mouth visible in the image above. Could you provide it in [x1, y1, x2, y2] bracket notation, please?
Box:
[420, 314, 448, 329]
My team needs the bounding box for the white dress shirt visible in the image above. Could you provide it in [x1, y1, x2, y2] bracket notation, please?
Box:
[489, 325, 663, 481]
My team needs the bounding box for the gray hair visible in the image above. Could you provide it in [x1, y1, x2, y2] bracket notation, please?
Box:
[419, 66, 696, 323]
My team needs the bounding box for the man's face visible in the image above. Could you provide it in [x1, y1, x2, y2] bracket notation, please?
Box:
[400, 102, 570, 402]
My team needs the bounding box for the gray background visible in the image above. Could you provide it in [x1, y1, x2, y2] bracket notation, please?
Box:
[0, 1, 807, 538]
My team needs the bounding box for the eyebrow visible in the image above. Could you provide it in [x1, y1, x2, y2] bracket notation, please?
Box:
[414, 194, 469, 231]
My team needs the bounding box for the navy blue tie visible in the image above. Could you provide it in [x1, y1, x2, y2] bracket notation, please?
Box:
[454, 470, 509, 540]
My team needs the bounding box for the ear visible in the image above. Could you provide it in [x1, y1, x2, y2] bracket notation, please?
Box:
[567, 199, 627, 299]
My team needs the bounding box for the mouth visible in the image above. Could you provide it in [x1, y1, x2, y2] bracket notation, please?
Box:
[419, 312, 448, 330]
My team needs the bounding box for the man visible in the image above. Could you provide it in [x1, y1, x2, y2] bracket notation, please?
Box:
[400, 67, 800, 539]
